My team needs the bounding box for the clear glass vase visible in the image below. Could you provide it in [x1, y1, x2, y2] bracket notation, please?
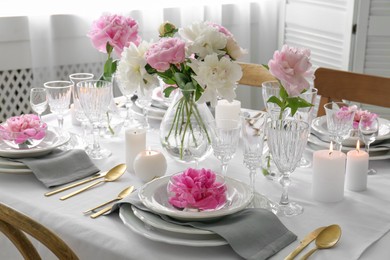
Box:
[159, 89, 213, 164]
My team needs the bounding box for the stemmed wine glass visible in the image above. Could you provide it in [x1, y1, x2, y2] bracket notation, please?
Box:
[29, 88, 48, 120]
[210, 119, 241, 176]
[242, 111, 269, 204]
[324, 102, 356, 151]
[188, 125, 210, 168]
[116, 74, 138, 127]
[69, 73, 94, 125]
[76, 80, 112, 159]
[44, 81, 72, 129]
[266, 119, 309, 217]
[136, 86, 155, 130]
[359, 116, 379, 175]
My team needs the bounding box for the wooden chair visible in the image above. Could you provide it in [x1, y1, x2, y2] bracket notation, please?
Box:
[314, 67, 390, 116]
[0, 203, 78, 260]
[238, 62, 276, 87]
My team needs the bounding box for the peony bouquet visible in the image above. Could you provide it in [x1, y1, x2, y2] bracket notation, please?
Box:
[265, 45, 315, 119]
[87, 14, 141, 82]
[167, 168, 227, 211]
[0, 114, 47, 148]
[337, 105, 378, 129]
[117, 21, 245, 160]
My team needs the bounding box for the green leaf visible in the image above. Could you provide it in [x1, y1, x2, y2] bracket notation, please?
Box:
[145, 64, 157, 74]
[174, 72, 189, 89]
[262, 64, 269, 70]
[106, 42, 113, 56]
[267, 96, 283, 107]
[163, 86, 177, 98]
[279, 86, 288, 100]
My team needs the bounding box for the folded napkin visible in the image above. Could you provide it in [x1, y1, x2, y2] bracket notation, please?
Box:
[13, 149, 100, 188]
[110, 193, 296, 260]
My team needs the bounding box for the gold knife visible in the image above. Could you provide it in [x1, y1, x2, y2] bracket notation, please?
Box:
[284, 226, 327, 260]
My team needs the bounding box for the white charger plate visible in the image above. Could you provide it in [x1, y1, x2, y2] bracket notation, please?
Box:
[131, 206, 214, 235]
[119, 204, 227, 247]
[311, 116, 390, 147]
[139, 176, 253, 221]
[0, 127, 70, 158]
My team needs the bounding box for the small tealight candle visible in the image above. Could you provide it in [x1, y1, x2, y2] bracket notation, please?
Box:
[125, 128, 146, 173]
[345, 140, 369, 191]
[312, 142, 347, 202]
[133, 149, 167, 182]
[215, 99, 241, 121]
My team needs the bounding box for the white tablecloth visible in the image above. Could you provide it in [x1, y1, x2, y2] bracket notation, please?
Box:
[1, 112, 390, 260]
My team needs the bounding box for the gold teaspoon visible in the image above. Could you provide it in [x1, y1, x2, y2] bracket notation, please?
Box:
[83, 186, 135, 214]
[60, 164, 126, 200]
[300, 224, 342, 260]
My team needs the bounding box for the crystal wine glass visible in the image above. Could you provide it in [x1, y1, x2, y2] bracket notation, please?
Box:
[324, 102, 356, 151]
[266, 119, 309, 217]
[76, 80, 112, 159]
[136, 86, 155, 130]
[242, 111, 267, 195]
[44, 81, 72, 129]
[116, 74, 138, 127]
[69, 73, 94, 125]
[359, 116, 379, 175]
[29, 88, 48, 120]
[210, 119, 241, 176]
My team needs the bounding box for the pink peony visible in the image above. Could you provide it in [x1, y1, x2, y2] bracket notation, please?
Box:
[353, 109, 378, 129]
[87, 14, 141, 57]
[0, 114, 47, 144]
[335, 105, 357, 121]
[268, 45, 314, 97]
[145, 37, 186, 72]
[168, 168, 227, 211]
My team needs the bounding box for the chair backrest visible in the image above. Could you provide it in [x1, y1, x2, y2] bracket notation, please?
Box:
[314, 67, 390, 116]
[0, 203, 78, 260]
[238, 62, 276, 87]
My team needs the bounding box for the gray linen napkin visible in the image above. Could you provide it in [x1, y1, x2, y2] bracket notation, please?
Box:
[13, 149, 100, 188]
[110, 193, 296, 260]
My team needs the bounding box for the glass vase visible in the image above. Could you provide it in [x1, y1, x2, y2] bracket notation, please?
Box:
[159, 89, 213, 164]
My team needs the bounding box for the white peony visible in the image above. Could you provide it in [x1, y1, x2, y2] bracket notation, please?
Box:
[189, 53, 243, 107]
[179, 22, 227, 59]
[117, 41, 159, 96]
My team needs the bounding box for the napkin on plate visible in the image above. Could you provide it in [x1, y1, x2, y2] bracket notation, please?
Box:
[13, 149, 100, 188]
[110, 193, 297, 260]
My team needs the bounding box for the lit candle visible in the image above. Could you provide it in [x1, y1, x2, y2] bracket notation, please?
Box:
[215, 99, 241, 121]
[312, 142, 347, 202]
[345, 140, 369, 191]
[125, 128, 146, 173]
[133, 148, 167, 182]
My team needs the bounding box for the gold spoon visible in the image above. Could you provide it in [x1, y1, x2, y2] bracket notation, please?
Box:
[83, 186, 135, 214]
[60, 164, 127, 200]
[300, 224, 342, 260]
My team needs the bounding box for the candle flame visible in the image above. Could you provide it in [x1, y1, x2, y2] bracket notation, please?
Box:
[329, 141, 333, 156]
[356, 140, 360, 152]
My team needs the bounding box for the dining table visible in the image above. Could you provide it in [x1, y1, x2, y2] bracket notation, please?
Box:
[1, 109, 390, 260]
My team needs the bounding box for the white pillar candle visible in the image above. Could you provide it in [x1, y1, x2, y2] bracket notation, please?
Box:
[125, 128, 146, 173]
[345, 140, 369, 191]
[215, 99, 241, 121]
[133, 149, 167, 182]
[312, 142, 346, 202]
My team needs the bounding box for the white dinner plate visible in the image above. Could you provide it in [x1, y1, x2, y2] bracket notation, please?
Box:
[139, 176, 253, 221]
[311, 116, 390, 147]
[0, 127, 71, 158]
[0, 157, 26, 167]
[119, 204, 227, 247]
[131, 206, 214, 235]
[0, 166, 32, 174]
[307, 140, 390, 160]
[134, 100, 166, 116]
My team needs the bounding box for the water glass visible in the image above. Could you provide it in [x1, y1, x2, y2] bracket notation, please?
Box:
[69, 73, 94, 123]
[136, 86, 155, 130]
[324, 102, 356, 151]
[267, 119, 309, 217]
[30, 88, 48, 120]
[359, 116, 379, 175]
[76, 80, 112, 159]
[210, 119, 241, 176]
[262, 81, 281, 111]
[44, 81, 72, 129]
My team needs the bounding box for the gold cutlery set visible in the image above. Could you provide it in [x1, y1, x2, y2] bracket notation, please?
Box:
[285, 224, 341, 260]
[45, 163, 135, 219]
